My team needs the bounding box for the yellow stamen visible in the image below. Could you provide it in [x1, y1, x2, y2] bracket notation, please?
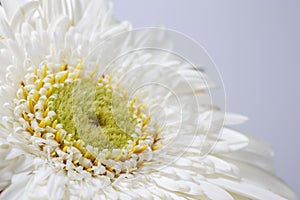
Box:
[59, 71, 69, 83]
[138, 113, 143, 119]
[142, 126, 148, 132]
[39, 119, 48, 128]
[98, 78, 103, 83]
[137, 104, 144, 114]
[107, 166, 115, 172]
[43, 107, 49, 118]
[132, 145, 147, 154]
[153, 134, 160, 143]
[22, 112, 30, 122]
[107, 74, 113, 82]
[43, 99, 49, 110]
[114, 152, 123, 161]
[37, 78, 44, 90]
[130, 96, 138, 108]
[60, 62, 67, 71]
[73, 72, 80, 80]
[139, 132, 149, 140]
[89, 68, 97, 78]
[50, 73, 55, 84]
[90, 155, 96, 162]
[21, 85, 28, 99]
[52, 119, 58, 129]
[86, 168, 93, 173]
[28, 98, 34, 113]
[33, 90, 40, 102]
[46, 86, 54, 98]
[34, 68, 38, 81]
[65, 134, 72, 142]
[50, 152, 57, 157]
[35, 131, 41, 137]
[74, 140, 82, 149]
[63, 145, 68, 152]
[84, 151, 91, 158]
[26, 125, 34, 134]
[55, 130, 61, 142]
[43, 64, 48, 77]
[142, 116, 151, 127]
[76, 61, 83, 70]
[151, 145, 161, 151]
[107, 85, 113, 90]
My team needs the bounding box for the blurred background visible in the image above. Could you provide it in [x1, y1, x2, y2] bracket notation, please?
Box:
[113, 0, 300, 198]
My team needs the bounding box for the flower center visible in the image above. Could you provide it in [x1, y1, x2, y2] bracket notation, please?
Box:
[15, 62, 161, 178]
[50, 80, 135, 151]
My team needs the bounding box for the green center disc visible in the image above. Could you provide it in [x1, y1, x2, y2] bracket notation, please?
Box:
[51, 80, 135, 150]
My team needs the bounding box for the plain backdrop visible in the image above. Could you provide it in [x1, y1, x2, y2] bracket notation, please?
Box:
[113, 0, 300, 198]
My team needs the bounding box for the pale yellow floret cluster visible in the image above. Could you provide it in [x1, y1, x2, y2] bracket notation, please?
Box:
[16, 62, 160, 177]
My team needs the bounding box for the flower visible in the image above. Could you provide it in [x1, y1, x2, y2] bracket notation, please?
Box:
[0, 0, 296, 200]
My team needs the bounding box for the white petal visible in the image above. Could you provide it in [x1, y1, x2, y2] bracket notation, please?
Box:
[0, 172, 30, 200]
[152, 176, 203, 196]
[1, 0, 29, 22]
[199, 181, 234, 200]
[208, 178, 291, 200]
[224, 113, 248, 125]
[212, 128, 249, 153]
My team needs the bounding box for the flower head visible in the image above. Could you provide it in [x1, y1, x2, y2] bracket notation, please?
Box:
[0, 0, 297, 199]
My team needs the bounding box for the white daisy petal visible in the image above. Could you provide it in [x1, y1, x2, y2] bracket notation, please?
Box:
[199, 181, 235, 200]
[0, 172, 31, 200]
[208, 178, 291, 200]
[1, 0, 29, 22]
[212, 128, 249, 153]
[224, 113, 249, 125]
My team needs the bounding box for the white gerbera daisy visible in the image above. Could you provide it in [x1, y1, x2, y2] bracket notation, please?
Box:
[0, 0, 296, 199]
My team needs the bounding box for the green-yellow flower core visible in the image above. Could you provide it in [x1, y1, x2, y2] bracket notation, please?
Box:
[17, 63, 159, 176]
[51, 80, 135, 150]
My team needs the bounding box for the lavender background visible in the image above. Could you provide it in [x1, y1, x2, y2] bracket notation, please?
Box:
[113, 0, 300, 197]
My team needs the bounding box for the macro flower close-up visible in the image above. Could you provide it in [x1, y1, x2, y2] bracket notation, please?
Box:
[0, 0, 297, 200]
